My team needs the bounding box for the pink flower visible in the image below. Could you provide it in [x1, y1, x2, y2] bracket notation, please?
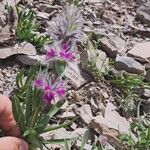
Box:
[34, 73, 66, 104]
[45, 43, 78, 63]
[45, 49, 56, 60]
[34, 79, 43, 88]
[43, 92, 54, 103]
[62, 43, 69, 50]
[44, 85, 51, 92]
[56, 87, 65, 96]
[59, 49, 76, 62]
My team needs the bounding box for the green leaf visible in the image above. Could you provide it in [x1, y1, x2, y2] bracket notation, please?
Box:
[43, 138, 75, 145]
[12, 95, 26, 131]
[36, 101, 64, 133]
[23, 129, 30, 137]
[27, 130, 42, 148]
[16, 70, 24, 89]
[25, 86, 33, 125]
[47, 100, 64, 118]
[80, 130, 89, 150]
[64, 139, 70, 150]
[54, 60, 67, 76]
[43, 118, 76, 133]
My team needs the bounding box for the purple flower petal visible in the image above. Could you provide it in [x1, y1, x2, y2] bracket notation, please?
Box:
[43, 92, 54, 103]
[46, 49, 57, 60]
[56, 87, 65, 96]
[34, 79, 43, 88]
[59, 50, 76, 62]
[62, 43, 69, 50]
[44, 85, 51, 92]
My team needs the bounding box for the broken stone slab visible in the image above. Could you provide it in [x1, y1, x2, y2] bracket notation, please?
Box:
[96, 102, 130, 134]
[127, 42, 150, 63]
[136, 2, 150, 26]
[64, 62, 88, 89]
[89, 102, 137, 149]
[41, 128, 72, 150]
[16, 54, 46, 66]
[80, 34, 109, 75]
[39, 127, 87, 150]
[100, 35, 126, 58]
[71, 128, 88, 139]
[89, 119, 124, 150]
[115, 55, 145, 74]
[0, 42, 36, 59]
[74, 104, 93, 124]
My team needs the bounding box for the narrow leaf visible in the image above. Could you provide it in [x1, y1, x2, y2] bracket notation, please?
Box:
[80, 130, 89, 150]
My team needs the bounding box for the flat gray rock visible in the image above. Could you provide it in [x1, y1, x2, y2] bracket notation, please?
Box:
[64, 63, 88, 89]
[16, 54, 46, 66]
[0, 42, 36, 59]
[115, 55, 145, 74]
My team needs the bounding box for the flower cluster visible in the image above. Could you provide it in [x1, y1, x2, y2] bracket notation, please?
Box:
[45, 5, 83, 73]
[47, 5, 83, 44]
[34, 73, 65, 104]
[45, 43, 78, 63]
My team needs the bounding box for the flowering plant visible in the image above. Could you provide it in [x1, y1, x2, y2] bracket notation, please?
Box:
[10, 4, 83, 150]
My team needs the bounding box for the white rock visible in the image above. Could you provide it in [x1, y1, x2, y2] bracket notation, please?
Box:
[103, 102, 130, 134]
[64, 63, 87, 89]
[93, 103, 130, 135]
[128, 42, 150, 63]
[74, 104, 93, 124]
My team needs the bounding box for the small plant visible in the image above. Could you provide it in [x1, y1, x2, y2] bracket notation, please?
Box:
[120, 122, 150, 150]
[112, 74, 144, 93]
[6, 4, 84, 150]
[105, 73, 150, 115]
[16, 6, 50, 48]
[12, 67, 74, 150]
[87, 59, 102, 81]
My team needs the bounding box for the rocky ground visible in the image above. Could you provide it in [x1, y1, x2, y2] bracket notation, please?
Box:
[0, 0, 150, 149]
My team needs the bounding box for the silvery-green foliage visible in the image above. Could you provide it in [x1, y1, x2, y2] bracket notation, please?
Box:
[47, 4, 83, 45]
